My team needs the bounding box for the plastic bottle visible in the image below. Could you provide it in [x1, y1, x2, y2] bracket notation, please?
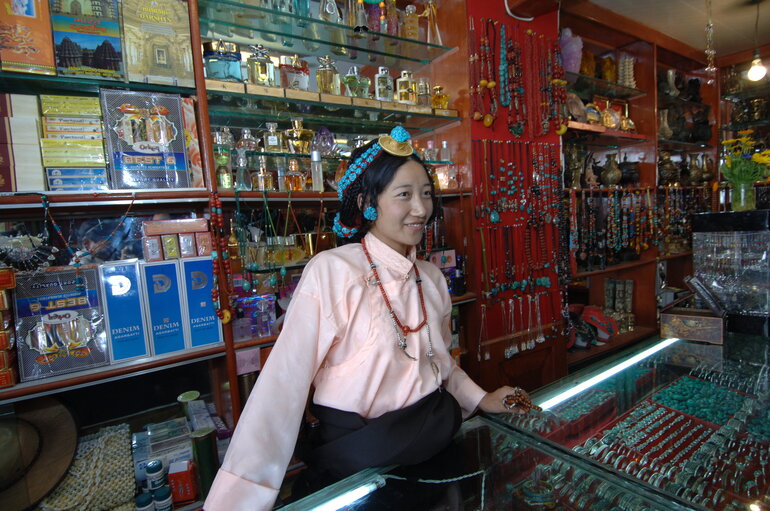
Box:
[310, 150, 324, 192]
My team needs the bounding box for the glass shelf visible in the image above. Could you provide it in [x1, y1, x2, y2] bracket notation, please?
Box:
[238, 151, 344, 160]
[207, 95, 459, 135]
[658, 138, 712, 152]
[659, 94, 710, 110]
[198, 0, 453, 71]
[564, 121, 650, 148]
[721, 118, 770, 132]
[721, 82, 770, 102]
[0, 70, 196, 96]
[0, 189, 209, 209]
[565, 71, 646, 101]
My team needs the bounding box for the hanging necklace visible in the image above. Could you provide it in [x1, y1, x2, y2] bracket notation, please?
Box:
[43, 194, 134, 290]
[361, 238, 437, 378]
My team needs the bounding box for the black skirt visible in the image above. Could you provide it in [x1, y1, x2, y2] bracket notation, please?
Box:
[308, 388, 462, 479]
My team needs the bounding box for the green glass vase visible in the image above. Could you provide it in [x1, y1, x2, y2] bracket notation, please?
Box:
[730, 182, 756, 212]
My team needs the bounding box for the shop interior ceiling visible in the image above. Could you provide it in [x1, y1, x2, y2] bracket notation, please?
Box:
[587, 0, 770, 56]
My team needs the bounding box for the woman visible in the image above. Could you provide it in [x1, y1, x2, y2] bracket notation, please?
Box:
[205, 127, 534, 511]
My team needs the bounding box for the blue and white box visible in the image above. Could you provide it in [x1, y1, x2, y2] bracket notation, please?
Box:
[100, 260, 149, 362]
[180, 257, 222, 348]
[140, 260, 188, 355]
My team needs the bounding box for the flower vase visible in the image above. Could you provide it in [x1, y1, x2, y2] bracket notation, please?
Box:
[658, 109, 673, 140]
[730, 183, 756, 212]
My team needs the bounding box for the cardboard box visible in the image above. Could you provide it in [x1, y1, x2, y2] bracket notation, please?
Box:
[13, 267, 109, 382]
[180, 257, 222, 348]
[660, 307, 724, 345]
[141, 260, 188, 355]
[0, 367, 17, 389]
[168, 460, 198, 504]
[100, 260, 150, 362]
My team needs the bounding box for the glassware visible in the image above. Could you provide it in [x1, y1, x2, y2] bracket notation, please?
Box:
[423, 0, 442, 45]
[316, 56, 341, 95]
[401, 4, 420, 40]
[730, 183, 756, 212]
[318, 0, 347, 55]
[284, 158, 307, 191]
[284, 118, 314, 154]
[203, 40, 242, 82]
[213, 127, 234, 189]
[294, 0, 310, 21]
[252, 155, 276, 191]
[310, 150, 324, 192]
[246, 45, 275, 87]
[279, 55, 309, 90]
[431, 85, 448, 109]
[438, 140, 452, 162]
[423, 140, 438, 161]
[416, 77, 431, 106]
[235, 128, 259, 152]
[346, 0, 369, 38]
[396, 70, 417, 105]
[375, 67, 394, 102]
[234, 149, 253, 191]
[263, 123, 285, 153]
[385, 0, 399, 42]
[342, 65, 371, 97]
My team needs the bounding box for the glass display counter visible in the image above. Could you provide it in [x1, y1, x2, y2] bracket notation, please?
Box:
[284, 335, 769, 511]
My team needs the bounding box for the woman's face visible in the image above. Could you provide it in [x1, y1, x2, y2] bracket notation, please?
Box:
[368, 160, 433, 255]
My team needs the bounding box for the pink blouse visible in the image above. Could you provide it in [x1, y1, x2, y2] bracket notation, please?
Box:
[204, 233, 486, 511]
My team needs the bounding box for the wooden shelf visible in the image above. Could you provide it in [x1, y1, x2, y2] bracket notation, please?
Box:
[567, 326, 657, 367]
[566, 121, 650, 148]
[573, 258, 655, 278]
[234, 335, 278, 350]
[451, 292, 477, 305]
[0, 344, 226, 404]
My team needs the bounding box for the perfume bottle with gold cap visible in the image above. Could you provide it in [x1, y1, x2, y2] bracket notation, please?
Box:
[284, 158, 307, 191]
[316, 56, 341, 95]
[431, 85, 449, 109]
[284, 118, 314, 154]
[416, 77, 431, 106]
[262, 123, 284, 153]
[252, 155, 276, 191]
[246, 45, 275, 87]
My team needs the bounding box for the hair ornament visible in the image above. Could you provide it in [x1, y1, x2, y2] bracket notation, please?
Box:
[333, 212, 359, 238]
[379, 126, 414, 157]
[363, 206, 378, 221]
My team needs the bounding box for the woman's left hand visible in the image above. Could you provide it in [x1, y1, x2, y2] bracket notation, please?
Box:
[478, 386, 538, 414]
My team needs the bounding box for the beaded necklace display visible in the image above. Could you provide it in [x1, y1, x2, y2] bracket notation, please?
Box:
[498, 24, 510, 108]
[42, 194, 135, 290]
[507, 29, 525, 136]
[479, 18, 498, 127]
[468, 18, 484, 121]
[361, 238, 438, 377]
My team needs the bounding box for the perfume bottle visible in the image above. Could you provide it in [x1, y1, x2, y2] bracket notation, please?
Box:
[401, 4, 420, 40]
[263, 123, 284, 153]
[246, 45, 275, 87]
[279, 55, 310, 90]
[203, 40, 242, 82]
[213, 127, 234, 189]
[285, 118, 314, 154]
[396, 70, 417, 105]
[431, 85, 449, 109]
[316, 56, 341, 95]
[235, 128, 259, 151]
[310, 150, 324, 192]
[342, 65, 371, 98]
[234, 149, 253, 191]
[374, 67, 393, 102]
[346, 0, 369, 37]
[252, 155, 276, 191]
[424, 0, 442, 45]
[284, 158, 307, 191]
[318, 0, 347, 55]
[384, 0, 399, 41]
[423, 140, 438, 161]
[416, 77, 431, 106]
[438, 140, 452, 162]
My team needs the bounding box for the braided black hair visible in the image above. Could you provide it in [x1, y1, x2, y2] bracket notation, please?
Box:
[336, 138, 437, 244]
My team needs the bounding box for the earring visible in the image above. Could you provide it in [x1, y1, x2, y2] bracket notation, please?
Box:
[363, 206, 378, 221]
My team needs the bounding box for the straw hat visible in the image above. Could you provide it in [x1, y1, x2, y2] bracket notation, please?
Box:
[0, 396, 77, 511]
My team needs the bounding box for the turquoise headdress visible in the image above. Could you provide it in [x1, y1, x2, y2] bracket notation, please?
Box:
[333, 126, 414, 238]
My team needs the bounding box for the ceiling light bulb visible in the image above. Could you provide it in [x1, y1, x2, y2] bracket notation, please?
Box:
[747, 51, 767, 81]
